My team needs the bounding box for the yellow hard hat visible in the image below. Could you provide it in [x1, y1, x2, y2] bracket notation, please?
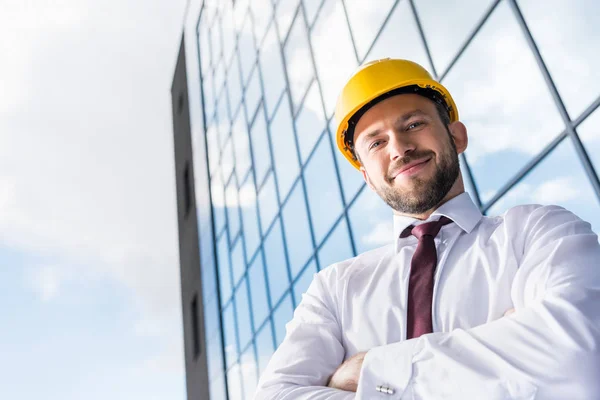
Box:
[334, 58, 459, 170]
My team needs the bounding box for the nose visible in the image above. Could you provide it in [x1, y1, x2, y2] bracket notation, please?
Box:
[388, 129, 415, 161]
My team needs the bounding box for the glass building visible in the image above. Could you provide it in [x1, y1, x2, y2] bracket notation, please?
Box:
[171, 1, 600, 398]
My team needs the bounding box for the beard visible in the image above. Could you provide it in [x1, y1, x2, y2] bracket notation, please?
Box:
[372, 134, 460, 215]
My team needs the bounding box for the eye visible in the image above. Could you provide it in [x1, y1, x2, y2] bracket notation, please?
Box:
[369, 140, 383, 151]
[406, 121, 425, 130]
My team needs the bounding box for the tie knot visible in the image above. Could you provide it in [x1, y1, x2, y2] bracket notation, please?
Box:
[401, 216, 453, 240]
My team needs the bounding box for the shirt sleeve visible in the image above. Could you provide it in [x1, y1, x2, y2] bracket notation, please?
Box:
[253, 268, 355, 400]
[357, 205, 600, 400]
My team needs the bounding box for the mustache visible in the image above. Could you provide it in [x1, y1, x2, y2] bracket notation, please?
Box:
[386, 151, 434, 182]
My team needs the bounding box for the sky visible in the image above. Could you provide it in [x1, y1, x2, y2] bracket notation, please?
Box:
[0, 0, 188, 398]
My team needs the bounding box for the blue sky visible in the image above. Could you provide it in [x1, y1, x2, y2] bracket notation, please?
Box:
[0, 1, 187, 398]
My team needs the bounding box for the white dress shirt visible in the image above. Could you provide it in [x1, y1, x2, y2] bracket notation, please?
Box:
[253, 193, 600, 399]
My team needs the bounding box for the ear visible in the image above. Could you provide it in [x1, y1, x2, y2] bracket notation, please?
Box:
[448, 121, 468, 154]
[360, 166, 376, 192]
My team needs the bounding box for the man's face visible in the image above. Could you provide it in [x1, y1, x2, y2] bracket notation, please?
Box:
[353, 94, 465, 215]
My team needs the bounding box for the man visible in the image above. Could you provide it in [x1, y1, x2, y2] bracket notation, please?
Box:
[253, 59, 600, 399]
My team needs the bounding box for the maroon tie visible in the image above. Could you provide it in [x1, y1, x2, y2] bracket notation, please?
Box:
[401, 216, 453, 339]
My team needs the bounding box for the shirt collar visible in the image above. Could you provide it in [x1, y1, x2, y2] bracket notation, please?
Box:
[393, 192, 482, 250]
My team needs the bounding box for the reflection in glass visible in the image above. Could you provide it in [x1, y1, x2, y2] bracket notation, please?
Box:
[231, 237, 245, 287]
[221, 138, 235, 185]
[304, 135, 344, 244]
[248, 252, 270, 329]
[209, 374, 227, 400]
[204, 296, 220, 342]
[578, 109, 600, 200]
[414, 0, 494, 74]
[206, 332, 224, 379]
[443, 1, 563, 204]
[232, 112, 251, 182]
[223, 302, 238, 368]
[207, 124, 220, 175]
[251, 0, 274, 46]
[249, 109, 271, 184]
[273, 293, 294, 347]
[238, 14, 257, 85]
[239, 174, 261, 260]
[310, 0, 358, 116]
[276, 0, 300, 41]
[487, 139, 600, 235]
[217, 234, 233, 305]
[303, 0, 323, 26]
[258, 173, 278, 232]
[235, 279, 253, 351]
[364, 0, 431, 71]
[216, 90, 230, 145]
[211, 169, 226, 234]
[241, 345, 258, 400]
[344, 0, 394, 61]
[227, 55, 243, 119]
[244, 67, 262, 121]
[318, 217, 353, 268]
[259, 25, 287, 118]
[270, 99, 301, 200]
[263, 220, 290, 305]
[348, 186, 392, 254]
[519, 0, 600, 118]
[292, 260, 317, 308]
[225, 177, 240, 240]
[295, 82, 326, 163]
[255, 321, 275, 375]
[284, 8, 314, 111]
[281, 182, 313, 279]
[226, 363, 244, 400]
[220, 2, 236, 66]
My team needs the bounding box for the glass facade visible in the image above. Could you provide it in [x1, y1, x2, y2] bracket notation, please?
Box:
[187, 0, 600, 398]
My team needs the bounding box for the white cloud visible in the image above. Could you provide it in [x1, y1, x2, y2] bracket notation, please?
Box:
[361, 221, 393, 247]
[531, 177, 580, 205]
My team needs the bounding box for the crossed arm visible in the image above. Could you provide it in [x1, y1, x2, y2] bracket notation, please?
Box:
[253, 207, 600, 399]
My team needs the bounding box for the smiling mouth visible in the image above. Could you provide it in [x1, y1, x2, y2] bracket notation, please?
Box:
[391, 157, 431, 180]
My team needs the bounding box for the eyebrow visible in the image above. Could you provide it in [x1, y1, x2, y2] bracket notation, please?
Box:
[358, 109, 429, 147]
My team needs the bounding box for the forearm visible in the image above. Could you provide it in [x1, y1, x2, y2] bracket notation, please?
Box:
[254, 384, 355, 400]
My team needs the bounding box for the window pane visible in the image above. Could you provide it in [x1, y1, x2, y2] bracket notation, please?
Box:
[348, 186, 393, 254]
[240, 175, 261, 260]
[198, 16, 213, 75]
[231, 237, 245, 288]
[273, 293, 294, 347]
[221, 137, 235, 185]
[270, 99, 300, 200]
[235, 279, 253, 350]
[276, 0, 300, 40]
[293, 260, 317, 307]
[214, 61, 227, 110]
[209, 374, 227, 400]
[207, 331, 224, 379]
[207, 123, 220, 175]
[442, 1, 563, 205]
[220, 2, 236, 67]
[204, 296, 220, 342]
[304, 0, 324, 26]
[258, 173, 278, 231]
[263, 219, 290, 305]
[259, 25, 287, 118]
[295, 82, 326, 163]
[344, 0, 394, 61]
[304, 135, 344, 244]
[310, 0, 358, 116]
[281, 182, 313, 279]
[487, 139, 600, 239]
[579, 110, 600, 213]
[239, 15, 257, 86]
[232, 112, 252, 182]
[241, 345, 258, 400]
[328, 119, 363, 203]
[227, 57, 244, 119]
[223, 302, 238, 368]
[202, 257, 218, 306]
[255, 321, 275, 375]
[251, 0, 274, 45]
[225, 177, 240, 241]
[217, 91, 230, 146]
[250, 109, 271, 184]
[226, 363, 244, 400]
[217, 234, 233, 305]
[519, 0, 600, 118]
[460, 155, 480, 206]
[365, 0, 431, 70]
[244, 67, 262, 120]
[211, 170, 226, 235]
[318, 217, 353, 268]
[203, 71, 216, 123]
[284, 8, 314, 112]
[414, 0, 495, 74]
[248, 252, 270, 329]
